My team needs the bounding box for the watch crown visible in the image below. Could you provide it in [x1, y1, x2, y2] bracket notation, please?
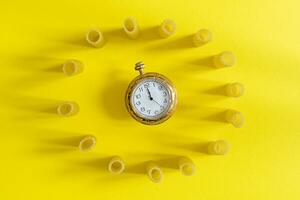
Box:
[135, 61, 145, 75]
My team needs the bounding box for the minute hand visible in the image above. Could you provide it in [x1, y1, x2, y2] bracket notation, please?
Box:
[152, 99, 162, 107]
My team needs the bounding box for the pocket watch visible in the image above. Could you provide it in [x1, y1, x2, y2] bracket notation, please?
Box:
[125, 62, 177, 125]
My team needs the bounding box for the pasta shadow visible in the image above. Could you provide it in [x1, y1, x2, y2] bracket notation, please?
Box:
[74, 157, 111, 171]
[34, 130, 85, 155]
[155, 156, 182, 169]
[202, 110, 228, 123]
[203, 84, 228, 96]
[139, 26, 162, 41]
[187, 56, 215, 69]
[45, 136, 83, 148]
[10, 55, 65, 90]
[176, 104, 228, 124]
[146, 35, 195, 52]
[56, 31, 90, 48]
[126, 161, 148, 175]
[104, 28, 132, 44]
[3, 93, 63, 121]
[173, 142, 210, 154]
[34, 146, 75, 155]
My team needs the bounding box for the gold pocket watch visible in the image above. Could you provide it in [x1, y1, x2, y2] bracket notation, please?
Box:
[125, 62, 177, 125]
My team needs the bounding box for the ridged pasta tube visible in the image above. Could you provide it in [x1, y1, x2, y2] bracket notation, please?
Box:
[225, 82, 245, 97]
[78, 135, 97, 151]
[178, 157, 196, 176]
[193, 29, 212, 46]
[159, 19, 176, 38]
[225, 109, 245, 128]
[56, 101, 79, 116]
[146, 162, 163, 183]
[213, 51, 236, 68]
[108, 156, 125, 174]
[208, 140, 231, 155]
[86, 28, 105, 47]
[123, 17, 140, 39]
[62, 60, 84, 76]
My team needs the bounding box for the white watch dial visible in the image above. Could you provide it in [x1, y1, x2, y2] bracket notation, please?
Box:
[130, 78, 172, 120]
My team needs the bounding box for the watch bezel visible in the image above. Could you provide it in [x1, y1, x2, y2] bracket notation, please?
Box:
[125, 72, 177, 125]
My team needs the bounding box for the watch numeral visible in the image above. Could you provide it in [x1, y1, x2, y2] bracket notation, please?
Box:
[139, 87, 143, 92]
[160, 106, 165, 110]
[136, 101, 141, 106]
[141, 107, 145, 112]
[147, 110, 151, 114]
[158, 85, 163, 90]
[154, 110, 159, 115]
[163, 92, 167, 96]
[144, 83, 150, 88]
[164, 99, 168, 103]
[136, 94, 141, 99]
[153, 82, 156, 87]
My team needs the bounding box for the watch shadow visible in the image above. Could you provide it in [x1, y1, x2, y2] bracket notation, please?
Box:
[99, 70, 130, 120]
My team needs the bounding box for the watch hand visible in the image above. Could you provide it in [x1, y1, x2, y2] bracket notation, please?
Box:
[152, 99, 162, 107]
[146, 88, 153, 100]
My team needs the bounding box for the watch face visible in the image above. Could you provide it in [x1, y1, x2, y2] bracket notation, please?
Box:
[130, 77, 173, 120]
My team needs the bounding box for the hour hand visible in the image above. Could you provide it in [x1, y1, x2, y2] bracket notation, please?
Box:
[146, 88, 153, 100]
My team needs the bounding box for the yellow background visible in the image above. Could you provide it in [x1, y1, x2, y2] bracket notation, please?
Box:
[0, 0, 299, 199]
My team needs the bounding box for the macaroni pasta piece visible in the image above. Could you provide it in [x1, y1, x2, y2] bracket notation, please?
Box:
[159, 19, 176, 38]
[108, 156, 125, 174]
[225, 82, 245, 97]
[193, 29, 213, 46]
[78, 135, 97, 151]
[146, 162, 163, 183]
[123, 17, 140, 39]
[86, 28, 105, 48]
[62, 60, 84, 76]
[208, 140, 231, 155]
[56, 101, 79, 116]
[225, 109, 245, 128]
[178, 157, 196, 176]
[213, 51, 236, 68]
